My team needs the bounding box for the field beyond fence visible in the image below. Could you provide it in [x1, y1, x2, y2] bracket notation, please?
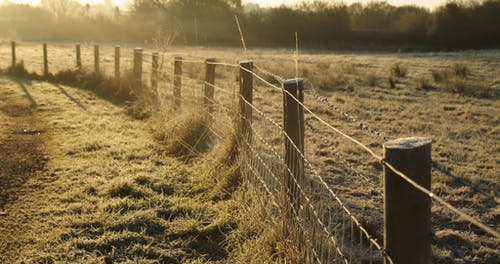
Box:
[0, 41, 498, 263]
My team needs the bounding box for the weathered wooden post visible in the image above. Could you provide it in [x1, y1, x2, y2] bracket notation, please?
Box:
[76, 44, 82, 70]
[133, 48, 143, 91]
[114, 46, 120, 79]
[282, 78, 305, 235]
[11, 41, 16, 67]
[173, 56, 182, 109]
[204, 58, 216, 112]
[43, 43, 48, 76]
[151, 52, 160, 106]
[151, 52, 159, 90]
[94, 45, 100, 74]
[238, 60, 253, 145]
[383, 137, 432, 264]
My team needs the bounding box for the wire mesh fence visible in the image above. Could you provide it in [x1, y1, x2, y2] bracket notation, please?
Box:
[0, 41, 498, 263]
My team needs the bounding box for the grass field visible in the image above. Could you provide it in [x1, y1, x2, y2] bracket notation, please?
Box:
[0, 42, 498, 263]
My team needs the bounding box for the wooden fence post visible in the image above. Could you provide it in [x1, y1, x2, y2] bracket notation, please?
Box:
[151, 52, 159, 90]
[133, 48, 143, 91]
[43, 43, 48, 76]
[11, 41, 16, 67]
[114, 46, 120, 79]
[204, 58, 216, 112]
[151, 52, 159, 106]
[383, 137, 432, 264]
[238, 60, 253, 145]
[173, 56, 182, 109]
[76, 44, 82, 70]
[282, 78, 305, 233]
[94, 45, 100, 74]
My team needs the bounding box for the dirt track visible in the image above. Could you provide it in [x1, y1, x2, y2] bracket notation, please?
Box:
[0, 94, 47, 210]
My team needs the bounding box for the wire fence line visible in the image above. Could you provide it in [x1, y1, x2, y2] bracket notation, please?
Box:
[1, 41, 498, 263]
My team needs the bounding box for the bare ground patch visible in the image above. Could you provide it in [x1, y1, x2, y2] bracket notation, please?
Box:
[0, 100, 47, 210]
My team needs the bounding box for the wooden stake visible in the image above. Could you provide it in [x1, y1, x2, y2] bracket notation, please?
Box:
[238, 60, 253, 144]
[173, 57, 182, 109]
[204, 58, 216, 112]
[11, 41, 16, 67]
[283, 78, 305, 233]
[133, 48, 143, 91]
[114, 46, 120, 79]
[384, 137, 432, 264]
[43, 43, 48, 76]
[94, 45, 100, 74]
[76, 44, 81, 70]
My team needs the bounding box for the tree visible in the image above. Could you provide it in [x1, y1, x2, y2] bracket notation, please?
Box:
[40, 0, 80, 18]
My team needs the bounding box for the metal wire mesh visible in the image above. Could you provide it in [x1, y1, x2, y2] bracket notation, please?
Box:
[0, 43, 498, 263]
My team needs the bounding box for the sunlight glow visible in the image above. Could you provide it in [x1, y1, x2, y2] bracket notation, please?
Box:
[4, 0, 128, 7]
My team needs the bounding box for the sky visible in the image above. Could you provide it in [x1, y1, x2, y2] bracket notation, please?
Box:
[4, 0, 446, 10]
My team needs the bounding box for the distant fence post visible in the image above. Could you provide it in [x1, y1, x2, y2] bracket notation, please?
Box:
[173, 56, 182, 109]
[151, 52, 159, 90]
[151, 52, 160, 106]
[133, 48, 143, 91]
[383, 137, 432, 264]
[94, 45, 100, 74]
[282, 78, 305, 235]
[238, 60, 253, 145]
[11, 41, 16, 67]
[204, 58, 216, 112]
[43, 43, 48, 76]
[76, 44, 82, 70]
[114, 46, 120, 79]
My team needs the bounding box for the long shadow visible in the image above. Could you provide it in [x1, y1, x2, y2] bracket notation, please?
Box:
[53, 83, 87, 110]
[432, 161, 495, 198]
[10, 77, 37, 108]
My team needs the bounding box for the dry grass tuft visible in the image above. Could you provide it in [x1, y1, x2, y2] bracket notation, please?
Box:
[452, 63, 468, 78]
[417, 77, 433, 90]
[105, 181, 150, 199]
[391, 62, 408, 78]
[365, 73, 377, 87]
[428, 64, 494, 98]
[154, 111, 211, 159]
[388, 75, 397, 88]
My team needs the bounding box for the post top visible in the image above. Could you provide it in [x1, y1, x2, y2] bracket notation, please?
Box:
[239, 60, 253, 67]
[134, 48, 143, 51]
[175, 56, 182, 60]
[206, 58, 216, 62]
[384, 137, 432, 150]
[284, 78, 304, 86]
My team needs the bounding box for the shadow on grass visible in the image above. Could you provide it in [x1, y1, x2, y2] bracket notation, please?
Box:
[53, 83, 86, 110]
[10, 77, 37, 108]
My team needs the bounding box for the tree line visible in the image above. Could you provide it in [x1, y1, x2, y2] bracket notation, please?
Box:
[0, 0, 499, 50]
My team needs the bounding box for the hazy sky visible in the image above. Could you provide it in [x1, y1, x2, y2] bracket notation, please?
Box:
[6, 0, 446, 10]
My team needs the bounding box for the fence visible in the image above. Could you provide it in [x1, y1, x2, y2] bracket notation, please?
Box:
[1, 41, 498, 263]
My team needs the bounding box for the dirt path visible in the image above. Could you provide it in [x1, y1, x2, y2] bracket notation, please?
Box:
[0, 78, 52, 261]
[0, 92, 47, 210]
